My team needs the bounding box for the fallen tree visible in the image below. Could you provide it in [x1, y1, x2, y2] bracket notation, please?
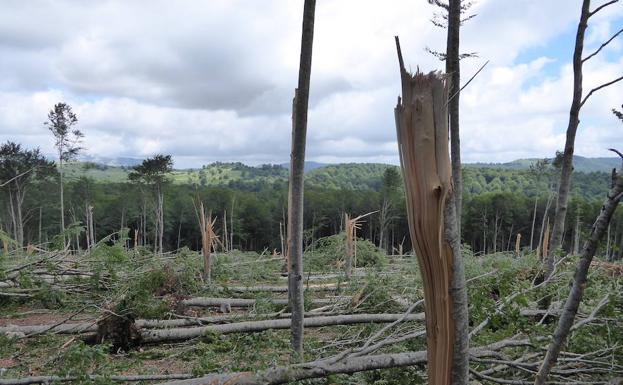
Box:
[140, 313, 425, 343]
[212, 283, 342, 293]
[181, 296, 349, 308]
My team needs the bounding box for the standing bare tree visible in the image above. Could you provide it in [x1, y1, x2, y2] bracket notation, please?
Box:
[45, 103, 83, 237]
[427, 0, 477, 238]
[287, 0, 316, 360]
[548, 0, 623, 277]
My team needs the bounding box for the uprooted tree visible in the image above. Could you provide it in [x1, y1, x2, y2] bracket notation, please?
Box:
[394, 37, 469, 385]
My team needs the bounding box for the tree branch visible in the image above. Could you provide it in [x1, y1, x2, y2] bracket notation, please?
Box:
[580, 75, 623, 107]
[589, 0, 619, 17]
[582, 27, 623, 62]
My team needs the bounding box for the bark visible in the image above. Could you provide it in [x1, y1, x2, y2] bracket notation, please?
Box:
[550, 0, 590, 256]
[394, 45, 468, 385]
[287, 0, 315, 359]
[534, 167, 623, 385]
[140, 313, 425, 343]
[447, 0, 462, 239]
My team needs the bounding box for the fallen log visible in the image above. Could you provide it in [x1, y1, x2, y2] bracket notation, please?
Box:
[140, 313, 425, 343]
[0, 373, 194, 385]
[0, 323, 97, 335]
[156, 350, 428, 385]
[213, 283, 342, 293]
[182, 296, 349, 308]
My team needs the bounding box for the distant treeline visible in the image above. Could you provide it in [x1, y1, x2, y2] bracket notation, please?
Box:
[2, 161, 621, 259]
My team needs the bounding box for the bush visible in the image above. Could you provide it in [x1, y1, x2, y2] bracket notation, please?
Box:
[305, 233, 387, 272]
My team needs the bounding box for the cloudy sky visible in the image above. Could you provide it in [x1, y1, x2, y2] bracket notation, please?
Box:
[0, 0, 621, 168]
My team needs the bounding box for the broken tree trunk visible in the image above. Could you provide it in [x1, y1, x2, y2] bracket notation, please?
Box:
[534, 157, 623, 385]
[394, 37, 469, 385]
[344, 213, 354, 278]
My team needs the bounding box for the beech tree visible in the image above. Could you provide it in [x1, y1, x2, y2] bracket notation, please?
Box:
[0, 142, 56, 247]
[548, 0, 623, 276]
[287, 0, 316, 360]
[129, 154, 172, 255]
[45, 103, 83, 237]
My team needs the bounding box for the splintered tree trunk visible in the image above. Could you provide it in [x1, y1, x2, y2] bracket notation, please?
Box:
[287, 0, 316, 360]
[344, 213, 354, 278]
[515, 233, 521, 257]
[394, 38, 468, 385]
[534, 162, 623, 385]
[530, 197, 538, 250]
[542, 218, 550, 261]
[573, 211, 580, 255]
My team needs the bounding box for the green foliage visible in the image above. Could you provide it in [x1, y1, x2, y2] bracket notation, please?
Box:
[114, 264, 199, 319]
[305, 233, 387, 272]
[50, 222, 85, 250]
[53, 342, 112, 385]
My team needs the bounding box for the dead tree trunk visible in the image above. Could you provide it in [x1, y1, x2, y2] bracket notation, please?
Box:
[530, 197, 537, 250]
[344, 213, 354, 278]
[550, 0, 623, 263]
[534, 156, 623, 385]
[394, 38, 469, 385]
[287, 0, 316, 360]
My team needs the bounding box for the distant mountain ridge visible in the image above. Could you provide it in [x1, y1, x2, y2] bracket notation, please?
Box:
[465, 155, 620, 173]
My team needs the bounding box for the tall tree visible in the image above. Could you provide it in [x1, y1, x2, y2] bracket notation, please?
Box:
[427, 0, 477, 238]
[0, 142, 56, 247]
[45, 103, 83, 236]
[129, 154, 172, 255]
[549, 0, 623, 275]
[287, 0, 316, 360]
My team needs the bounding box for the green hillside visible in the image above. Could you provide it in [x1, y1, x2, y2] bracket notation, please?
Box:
[61, 157, 617, 201]
[466, 155, 619, 173]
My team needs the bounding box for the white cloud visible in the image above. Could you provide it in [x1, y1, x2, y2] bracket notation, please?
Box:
[0, 0, 621, 166]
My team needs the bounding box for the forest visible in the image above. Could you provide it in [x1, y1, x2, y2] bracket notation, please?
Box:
[1, 158, 621, 258]
[1, 0, 623, 385]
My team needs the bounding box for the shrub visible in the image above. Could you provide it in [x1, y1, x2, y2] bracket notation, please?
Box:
[305, 233, 387, 271]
